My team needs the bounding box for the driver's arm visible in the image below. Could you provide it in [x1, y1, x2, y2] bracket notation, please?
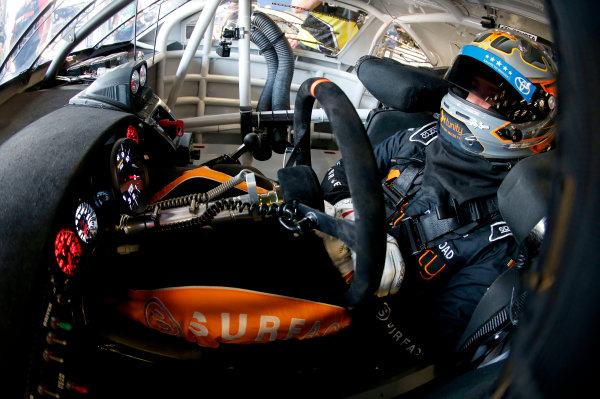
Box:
[321, 128, 408, 204]
[319, 130, 412, 297]
[321, 159, 351, 205]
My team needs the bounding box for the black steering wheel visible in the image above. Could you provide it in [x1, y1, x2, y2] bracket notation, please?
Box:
[282, 77, 387, 307]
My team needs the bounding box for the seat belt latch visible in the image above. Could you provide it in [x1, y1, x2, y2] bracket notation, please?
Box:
[383, 183, 404, 209]
[401, 217, 426, 255]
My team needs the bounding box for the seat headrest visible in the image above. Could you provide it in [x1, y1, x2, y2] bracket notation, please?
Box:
[356, 56, 450, 112]
[498, 151, 554, 243]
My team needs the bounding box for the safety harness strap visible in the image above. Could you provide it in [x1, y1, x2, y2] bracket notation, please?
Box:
[401, 196, 500, 254]
[391, 164, 422, 197]
[383, 163, 424, 211]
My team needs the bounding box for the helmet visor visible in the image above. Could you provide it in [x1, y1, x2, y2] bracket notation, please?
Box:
[446, 53, 528, 110]
[445, 45, 556, 123]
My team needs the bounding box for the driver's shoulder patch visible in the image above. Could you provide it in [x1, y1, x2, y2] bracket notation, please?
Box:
[409, 122, 438, 146]
[489, 221, 513, 242]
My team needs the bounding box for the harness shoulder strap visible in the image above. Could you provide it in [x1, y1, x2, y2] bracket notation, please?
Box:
[383, 162, 424, 209]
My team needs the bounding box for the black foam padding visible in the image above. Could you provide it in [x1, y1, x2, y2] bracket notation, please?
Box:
[365, 108, 435, 146]
[0, 105, 132, 396]
[498, 151, 554, 243]
[277, 165, 324, 211]
[356, 56, 450, 112]
[456, 267, 520, 353]
[0, 84, 89, 147]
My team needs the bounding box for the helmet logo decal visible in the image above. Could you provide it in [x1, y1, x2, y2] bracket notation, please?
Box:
[440, 108, 485, 154]
[440, 109, 464, 138]
[515, 77, 532, 95]
[467, 118, 490, 130]
[440, 110, 463, 138]
[460, 45, 536, 102]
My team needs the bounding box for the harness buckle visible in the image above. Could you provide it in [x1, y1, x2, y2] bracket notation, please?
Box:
[383, 183, 404, 209]
[400, 217, 426, 255]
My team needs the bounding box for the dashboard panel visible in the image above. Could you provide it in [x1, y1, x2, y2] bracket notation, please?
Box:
[110, 137, 149, 213]
[32, 114, 186, 395]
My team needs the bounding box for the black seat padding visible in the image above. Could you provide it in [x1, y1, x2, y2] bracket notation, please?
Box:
[365, 108, 434, 146]
[497, 151, 554, 243]
[356, 56, 450, 112]
[455, 151, 554, 363]
[455, 266, 527, 362]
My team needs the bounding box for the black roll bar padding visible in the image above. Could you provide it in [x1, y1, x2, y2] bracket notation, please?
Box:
[292, 77, 387, 307]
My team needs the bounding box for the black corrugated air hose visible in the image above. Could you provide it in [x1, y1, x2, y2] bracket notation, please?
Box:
[251, 11, 294, 111]
[251, 11, 295, 154]
[250, 27, 278, 112]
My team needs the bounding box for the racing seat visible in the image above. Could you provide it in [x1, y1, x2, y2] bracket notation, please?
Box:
[454, 150, 554, 365]
[355, 56, 450, 145]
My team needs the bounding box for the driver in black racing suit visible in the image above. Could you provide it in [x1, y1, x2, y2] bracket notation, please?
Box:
[320, 29, 558, 364]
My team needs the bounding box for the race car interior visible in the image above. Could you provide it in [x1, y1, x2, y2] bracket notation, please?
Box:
[2, 0, 595, 398]
[1, 56, 544, 399]
[11, 54, 392, 396]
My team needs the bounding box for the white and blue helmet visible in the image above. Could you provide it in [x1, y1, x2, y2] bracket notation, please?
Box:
[440, 29, 557, 159]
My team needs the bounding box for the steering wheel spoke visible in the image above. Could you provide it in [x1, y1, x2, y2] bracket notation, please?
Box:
[294, 203, 357, 249]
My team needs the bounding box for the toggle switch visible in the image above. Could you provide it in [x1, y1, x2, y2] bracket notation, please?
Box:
[50, 316, 72, 332]
[42, 349, 65, 364]
[66, 380, 89, 394]
[37, 385, 60, 398]
[46, 331, 67, 346]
